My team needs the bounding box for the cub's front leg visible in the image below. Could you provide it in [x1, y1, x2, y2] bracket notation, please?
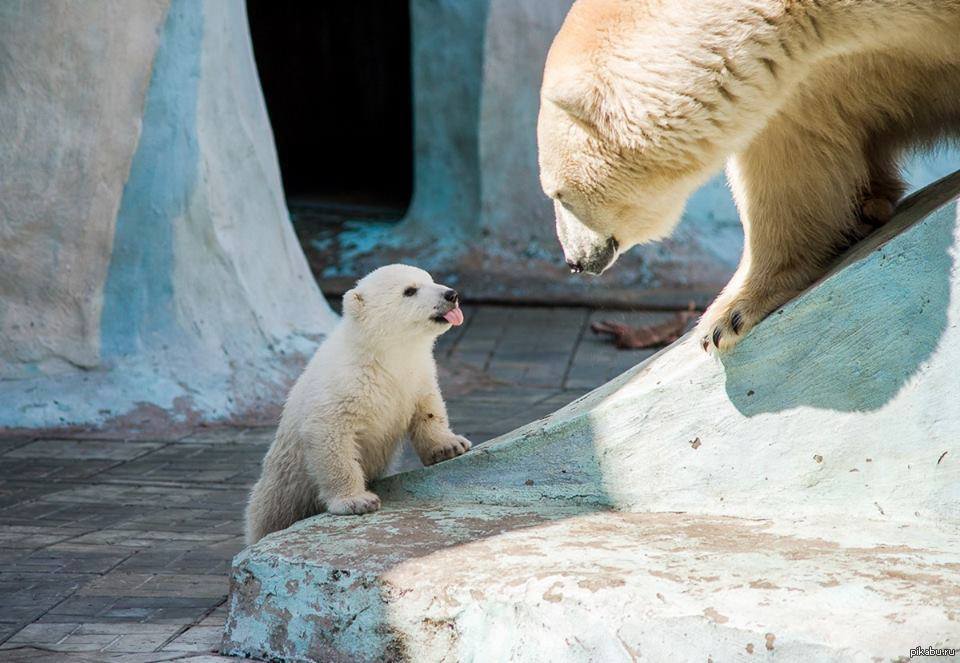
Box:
[409, 390, 471, 466]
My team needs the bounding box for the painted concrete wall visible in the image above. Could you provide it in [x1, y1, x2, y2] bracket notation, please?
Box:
[316, 0, 959, 306]
[224, 178, 960, 662]
[0, 0, 168, 377]
[0, 0, 335, 433]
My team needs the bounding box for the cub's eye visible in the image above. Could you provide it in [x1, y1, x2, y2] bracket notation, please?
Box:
[403, 286, 418, 297]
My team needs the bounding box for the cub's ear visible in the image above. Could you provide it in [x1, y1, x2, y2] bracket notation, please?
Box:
[342, 288, 364, 320]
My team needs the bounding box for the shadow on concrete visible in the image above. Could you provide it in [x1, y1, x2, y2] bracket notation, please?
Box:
[722, 173, 959, 415]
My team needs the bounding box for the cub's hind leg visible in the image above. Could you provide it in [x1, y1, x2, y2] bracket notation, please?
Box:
[302, 422, 381, 516]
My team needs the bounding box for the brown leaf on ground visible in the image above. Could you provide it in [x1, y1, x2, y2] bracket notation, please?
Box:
[590, 303, 698, 350]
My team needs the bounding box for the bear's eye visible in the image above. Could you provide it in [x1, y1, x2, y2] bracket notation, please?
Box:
[403, 286, 418, 297]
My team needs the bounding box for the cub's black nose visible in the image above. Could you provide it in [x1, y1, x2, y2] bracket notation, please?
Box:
[443, 289, 458, 302]
[566, 259, 584, 274]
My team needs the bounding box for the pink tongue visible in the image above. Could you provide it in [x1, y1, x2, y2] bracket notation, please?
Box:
[443, 306, 464, 326]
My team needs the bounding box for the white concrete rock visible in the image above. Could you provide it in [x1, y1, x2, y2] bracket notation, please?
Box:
[224, 176, 960, 662]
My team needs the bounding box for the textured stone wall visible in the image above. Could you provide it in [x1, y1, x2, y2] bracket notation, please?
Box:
[0, 0, 335, 433]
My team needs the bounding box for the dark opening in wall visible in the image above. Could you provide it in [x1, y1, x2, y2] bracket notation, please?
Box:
[247, 1, 412, 222]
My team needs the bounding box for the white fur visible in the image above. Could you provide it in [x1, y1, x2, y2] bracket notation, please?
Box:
[538, 0, 960, 350]
[244, 265, 470, 543]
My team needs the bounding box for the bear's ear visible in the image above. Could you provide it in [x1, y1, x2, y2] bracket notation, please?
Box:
[542, 70, 602, 126]
[343, 289, 364, 320]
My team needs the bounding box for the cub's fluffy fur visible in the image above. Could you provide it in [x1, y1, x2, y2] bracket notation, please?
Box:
[538, 0, 960, 351]
[245, 265, 470, 543]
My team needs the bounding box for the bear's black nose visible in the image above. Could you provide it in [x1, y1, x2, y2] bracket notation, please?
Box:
[566, 259, 584, 274]
[443, 289, 458, 303]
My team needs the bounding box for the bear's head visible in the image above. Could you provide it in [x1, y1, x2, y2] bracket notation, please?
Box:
[537, 0, 725, 275]
[342, 264, 464, 342]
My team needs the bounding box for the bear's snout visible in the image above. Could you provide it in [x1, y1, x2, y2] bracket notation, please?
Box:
[564, 236, 619, 275]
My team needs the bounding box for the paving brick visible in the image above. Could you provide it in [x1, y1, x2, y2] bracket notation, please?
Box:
[0, 622, 22, 644]
[563, 310, 673, 389]
[161, 624, 222, 652]
[41, 595, 217, 627]
[2, 549, 128, 575]
[176, 427, 271, 445]
[5, 622, 80, 644]
[0, 459, 117, 482]
[57, 623, 183, 653]
[5, 439, 164, 461]
[0, 526, 88, 550]
[115, 549, 233, 576]
[0, 438, 35, 455]
[0, 647, 103, 661]
[0, 481, 76, 510]
[42, 596, 118, 620]
[105, 654, 188, 663]
[77, 572, 227, 599]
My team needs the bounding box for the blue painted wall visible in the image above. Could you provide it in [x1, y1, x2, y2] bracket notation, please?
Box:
[101, 0, 202, 357]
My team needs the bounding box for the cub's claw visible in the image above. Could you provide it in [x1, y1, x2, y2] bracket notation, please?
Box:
[424, 435, 472, 466]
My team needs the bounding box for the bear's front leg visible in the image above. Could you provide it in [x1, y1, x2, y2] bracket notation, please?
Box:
[696, 269, 809, 353]
[699, 115, 878, 352]
[303, 422, 381, 516]
[409, 390, 472, 466]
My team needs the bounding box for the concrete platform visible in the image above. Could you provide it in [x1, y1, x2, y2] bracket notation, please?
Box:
[224, 503, 959, 662]
[223, 174, 960, 662]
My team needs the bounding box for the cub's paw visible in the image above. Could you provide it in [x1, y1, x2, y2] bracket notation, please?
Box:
[423, 434, 472, 466]
[697, 287, 797, 353]
[326, 491, 381, 515]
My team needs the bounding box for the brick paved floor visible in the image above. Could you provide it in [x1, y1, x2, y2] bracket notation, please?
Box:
[0, 305, 677, 661]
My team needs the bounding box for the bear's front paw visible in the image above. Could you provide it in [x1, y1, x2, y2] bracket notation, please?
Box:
[697, 286, 799, 353]
[326, 491, 381, 515]
[423, 434, 472, 466]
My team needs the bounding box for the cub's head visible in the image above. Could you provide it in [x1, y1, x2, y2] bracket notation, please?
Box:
[537, 0, 719, 275]
[342, 264, 464, 340]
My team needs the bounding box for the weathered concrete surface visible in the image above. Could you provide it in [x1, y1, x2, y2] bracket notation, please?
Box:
[0, 0, 335, 434]
[224, 178, 960, 660]
[226, 505, 959, 662]
[0, 0, 168, 376]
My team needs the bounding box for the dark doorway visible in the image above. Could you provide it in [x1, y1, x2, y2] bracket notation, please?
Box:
[247, 1, 413, 222]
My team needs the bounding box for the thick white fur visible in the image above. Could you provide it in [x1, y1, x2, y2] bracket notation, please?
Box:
[538, 0, 960, 351]
[245, 265, 470, 543]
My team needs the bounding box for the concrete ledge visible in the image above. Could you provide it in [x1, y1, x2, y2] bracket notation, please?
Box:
[223, 173, 960, 661]
[224, 503, 959, 662]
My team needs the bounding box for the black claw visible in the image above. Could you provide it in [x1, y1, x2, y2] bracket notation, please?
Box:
[712, 327, 722, 348]
[701, 337, 710, 352]
[731, 311, 743, 334]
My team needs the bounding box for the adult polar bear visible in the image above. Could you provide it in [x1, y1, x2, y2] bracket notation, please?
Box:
[538, 0, 960, 351]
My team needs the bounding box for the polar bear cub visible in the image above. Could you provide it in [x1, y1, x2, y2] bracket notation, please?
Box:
[245, 264, 471, 543]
